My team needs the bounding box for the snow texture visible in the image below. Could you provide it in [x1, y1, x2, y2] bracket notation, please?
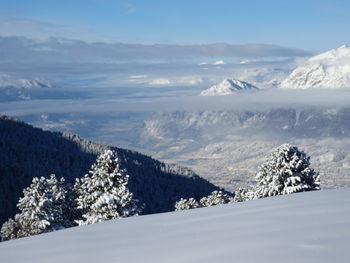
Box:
[0, 189, 349, 263]
[200, 79, 258, 96]
[280, 45, 350, 89]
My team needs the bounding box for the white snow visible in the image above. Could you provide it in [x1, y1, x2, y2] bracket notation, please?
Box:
[1, 189, 349, 263]
[200, 78, 259, 96]
[280, 45, 350, 89]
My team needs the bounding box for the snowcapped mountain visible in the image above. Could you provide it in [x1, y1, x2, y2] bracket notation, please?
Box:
[0, 74, 52, 90]
[1, 189, 349, 263]
[0, 74, 53, 101]
[0, 74, 87, 101]
[280, 45, 350, 89]
[200, 79, 258, 96]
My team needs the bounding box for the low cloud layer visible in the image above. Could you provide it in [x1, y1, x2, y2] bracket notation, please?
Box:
[0, 35, 303, 88]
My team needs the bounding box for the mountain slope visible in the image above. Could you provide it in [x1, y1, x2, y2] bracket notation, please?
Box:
[0, 115, 223, 226]
[200, 79, 258, 96]
[280, 45, 350, 89]
[1, 189, 349, 263]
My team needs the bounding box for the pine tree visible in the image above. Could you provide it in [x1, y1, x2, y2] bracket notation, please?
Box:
[0, 218, 20, 241]
[254, 144, 320, 198]
[174, 198, 200, 211]
[0, 175, 75, 241]
[233, 188, 254, 202]
[75, 149, 140, 225]
[175, 191, 234, 211]
[199, 191, 233, 207]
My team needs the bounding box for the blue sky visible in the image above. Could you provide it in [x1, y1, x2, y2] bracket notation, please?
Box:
[0, 0, 350, 51]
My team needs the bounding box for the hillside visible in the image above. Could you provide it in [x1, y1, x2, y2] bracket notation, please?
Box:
[0, 115, 223, 226]
[0, 189, 349, 263]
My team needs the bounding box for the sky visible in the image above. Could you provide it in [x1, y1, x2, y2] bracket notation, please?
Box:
[0, 0, 349, 89]
[0, 0, 349, 51]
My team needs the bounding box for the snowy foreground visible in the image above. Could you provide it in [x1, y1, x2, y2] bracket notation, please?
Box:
[1, 189, 350, 263]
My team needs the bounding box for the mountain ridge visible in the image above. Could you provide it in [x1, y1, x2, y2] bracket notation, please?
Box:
[280, 45, 350, 89]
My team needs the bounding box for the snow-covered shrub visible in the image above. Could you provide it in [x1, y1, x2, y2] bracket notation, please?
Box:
[75, 149, 141, 225]
[233, 188, 254, 202]
[199, 191, 233, 207]
[254, 144, 320, 199]
[0, 218, 20, 241]
[174, 198, 200, 211]
[175, 190, 234, 211]
[1, 175, 74, 241]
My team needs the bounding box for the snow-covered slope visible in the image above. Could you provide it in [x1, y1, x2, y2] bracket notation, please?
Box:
[200, 79, 258, 96]
[1, 189, 349, 263]
[280, 45, 350, 89]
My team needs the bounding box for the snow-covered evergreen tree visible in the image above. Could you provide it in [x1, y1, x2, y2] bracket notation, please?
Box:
[175, 191, 234, 211]
[233, 188, 254, 202]
[254, 144, 320, 198]
[75, 149, 140, 225]
[174, 198, 200, 211]
[0, 175, 75, 241]
[0, 218, 20, 241]
[199, 191, 233, 207]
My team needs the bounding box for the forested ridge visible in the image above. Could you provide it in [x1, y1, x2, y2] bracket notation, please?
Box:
[0, 115, 222, 226]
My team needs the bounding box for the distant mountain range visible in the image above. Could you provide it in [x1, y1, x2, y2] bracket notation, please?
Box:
[0, 74, 86, 102]
[280, 45, 350, 89]
[0, 74, 52, 101]
[0, 115, 223, 226]
[200, 45, 350, 93]
[200, 79, 259, 96]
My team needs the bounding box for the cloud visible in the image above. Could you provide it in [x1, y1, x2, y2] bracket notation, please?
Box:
[0, 35, 303, 89]
[148, 78, 171, 85]
[126, 75, 203, 86]
[129, 74, 148, 79]
[0, 17, 64, 40]
[0, 36, 312, 65]
[0, 17, 111, 42]
[213, 60, 225, 65]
